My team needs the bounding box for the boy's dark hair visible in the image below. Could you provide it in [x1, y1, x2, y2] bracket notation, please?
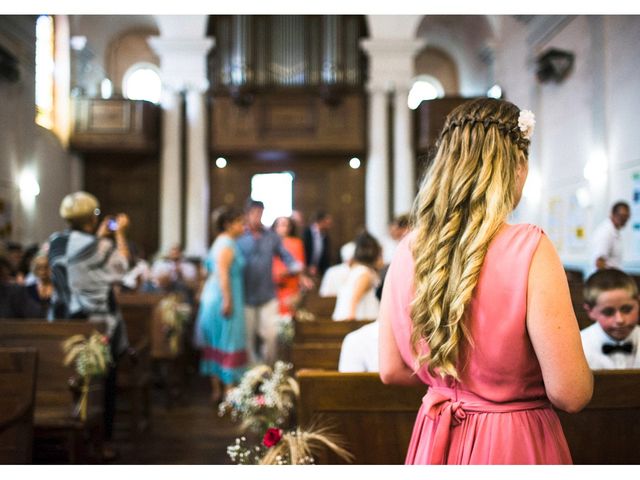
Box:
[353, 231, 382, 268]
[583, 268, 639, 307]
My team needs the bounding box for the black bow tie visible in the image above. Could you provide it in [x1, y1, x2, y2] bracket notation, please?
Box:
[602, 342, 633, 355]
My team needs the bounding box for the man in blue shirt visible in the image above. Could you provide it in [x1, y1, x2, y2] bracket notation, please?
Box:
[237, 199, 303, 365]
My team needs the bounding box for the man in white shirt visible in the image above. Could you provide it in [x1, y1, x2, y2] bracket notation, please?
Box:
[338, 320, 379, 372]
[590, 201, 631, 273]
[150, 244, 199, 293]
[318, 241, 355, 297]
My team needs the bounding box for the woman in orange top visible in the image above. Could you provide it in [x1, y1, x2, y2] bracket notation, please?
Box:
[272, 216, 306, 316]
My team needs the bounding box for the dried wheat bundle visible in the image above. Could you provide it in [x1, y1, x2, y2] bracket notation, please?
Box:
[260, 425, 354, 465]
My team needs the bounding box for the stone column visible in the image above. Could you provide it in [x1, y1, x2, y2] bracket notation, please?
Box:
[158, 87, 183, 255]
[184, 89, 210, 258]
[149, 30, 214, 257]
[364, 84, 390, 241]
[393, 82, 415, 215]
[361, 38, 425, 231]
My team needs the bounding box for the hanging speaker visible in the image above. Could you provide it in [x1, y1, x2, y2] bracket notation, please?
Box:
[536, 48, 574, 83]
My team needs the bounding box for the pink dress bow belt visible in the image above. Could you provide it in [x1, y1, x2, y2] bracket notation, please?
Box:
[422, 386, 551, 464]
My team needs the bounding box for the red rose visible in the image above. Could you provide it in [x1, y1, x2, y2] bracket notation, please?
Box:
[262, 428, 282, 448]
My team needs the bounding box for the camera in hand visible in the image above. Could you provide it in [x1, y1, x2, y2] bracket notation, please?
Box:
[108, 218, 118, 231]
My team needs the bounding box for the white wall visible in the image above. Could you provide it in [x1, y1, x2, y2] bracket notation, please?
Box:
[0, 16, 78, 248]
[496, 15, 640, 274]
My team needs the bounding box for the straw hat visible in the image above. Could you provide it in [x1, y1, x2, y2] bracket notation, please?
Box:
[59, 191, 100, 220]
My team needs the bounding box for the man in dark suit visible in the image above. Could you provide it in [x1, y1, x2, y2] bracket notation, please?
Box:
[303, 211, 333, 278]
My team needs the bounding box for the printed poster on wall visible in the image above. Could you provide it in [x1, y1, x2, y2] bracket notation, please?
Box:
[631, 172, 640, 258]
[547, 196, 564, 252]
[567, 191, 587, 252]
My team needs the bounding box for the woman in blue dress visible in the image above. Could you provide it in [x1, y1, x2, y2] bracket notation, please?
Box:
[195, 206, 247, 403]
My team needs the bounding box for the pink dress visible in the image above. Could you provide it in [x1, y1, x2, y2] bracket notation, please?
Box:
[381, 224, 572, 464]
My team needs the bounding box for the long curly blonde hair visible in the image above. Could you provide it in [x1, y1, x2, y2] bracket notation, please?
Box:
[410, 98, 530, 379]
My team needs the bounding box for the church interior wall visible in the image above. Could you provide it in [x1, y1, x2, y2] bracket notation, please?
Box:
[498, 15, 640, 274]
[105, 29, 160, 96]
[414, 47, 459, 95]
[0, 15, 77, 247]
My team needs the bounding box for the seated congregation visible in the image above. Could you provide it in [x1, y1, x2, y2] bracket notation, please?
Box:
[2, 184, 640, 465]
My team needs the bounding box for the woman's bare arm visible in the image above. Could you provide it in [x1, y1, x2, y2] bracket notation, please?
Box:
[217, 245, 235, 317]
[378, 270, 423, 386]
[526, 234, 593, 413]
[348, 269, 373, 319]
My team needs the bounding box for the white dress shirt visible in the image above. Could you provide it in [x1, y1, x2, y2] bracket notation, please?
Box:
[590, 218, 623, 274]
[338, 320, 379, 372]
[580, 322, 640, 369]
[318, 262, 350, 297]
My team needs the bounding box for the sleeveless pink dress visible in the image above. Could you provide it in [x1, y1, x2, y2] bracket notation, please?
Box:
[381, 224, 572, 464]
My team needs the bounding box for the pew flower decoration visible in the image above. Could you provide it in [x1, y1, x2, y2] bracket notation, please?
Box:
[158, 293, 192, 354]
[294, 308, 316, 322]
[61, 331, 112, 420]
[227, 425, 354, 465]
[218, 361, 299, 433]
[277, 315, 294, 345]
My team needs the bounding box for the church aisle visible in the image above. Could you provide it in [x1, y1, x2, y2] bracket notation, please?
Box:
[115, 375, 243, 465]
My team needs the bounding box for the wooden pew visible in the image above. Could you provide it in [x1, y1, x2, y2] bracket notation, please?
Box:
[564, 268, 590, 330]
[0, 347, 38, 464]
[297, 291, 336, 318]
[557, 369, 640, 464]
[118, 291, 192, 408]
[115, 291, 161, 435]
[297, 369, 640, 464]
[291, 319, 373, 370]
[0, 320, 106, 464]
[296, 370, 424, 464]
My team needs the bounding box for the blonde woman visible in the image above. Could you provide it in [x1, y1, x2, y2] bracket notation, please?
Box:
[378, 98, 593, 464]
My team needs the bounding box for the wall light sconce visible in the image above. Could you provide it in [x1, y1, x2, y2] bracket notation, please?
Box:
[216, 157, 228, 169]
[100, 78, 113, 99]
[487, 84, 503, 99]
[583, 151, 608, 183]
[349, 157, 361, 169]
[18, 171, 40, 203]
[575, 186, 591, 208]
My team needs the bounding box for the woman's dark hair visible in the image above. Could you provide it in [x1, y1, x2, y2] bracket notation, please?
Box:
[353, 231, 381, 268]
[271, 216, 297, 237]
[211, 205, 244, 235]
[18, 243, 40, 276]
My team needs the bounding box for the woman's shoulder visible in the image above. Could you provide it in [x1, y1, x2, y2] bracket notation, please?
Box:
[505, 222, 544, 235]
[494, 223, 545, 247]
[212, 234, 237, 251]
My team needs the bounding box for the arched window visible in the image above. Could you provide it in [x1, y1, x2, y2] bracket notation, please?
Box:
[35, 15, 55, 129]
[122, 63, 162, 104]
[407, 75, 445, 110]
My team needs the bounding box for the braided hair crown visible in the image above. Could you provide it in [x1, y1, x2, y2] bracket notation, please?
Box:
[438, 98, 532, 154]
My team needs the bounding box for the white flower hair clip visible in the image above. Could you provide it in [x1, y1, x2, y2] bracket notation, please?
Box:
[518, 110, 535, 140]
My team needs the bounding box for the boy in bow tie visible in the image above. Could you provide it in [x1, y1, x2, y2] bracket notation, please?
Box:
[580, 269, 640, 369]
